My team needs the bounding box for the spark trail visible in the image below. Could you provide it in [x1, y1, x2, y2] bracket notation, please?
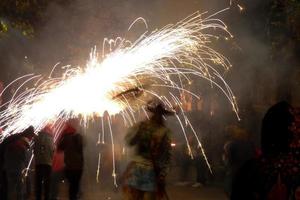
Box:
[0, 9, 238, 176]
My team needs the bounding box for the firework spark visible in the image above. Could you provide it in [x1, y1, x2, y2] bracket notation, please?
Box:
[0, 9, 238, 177]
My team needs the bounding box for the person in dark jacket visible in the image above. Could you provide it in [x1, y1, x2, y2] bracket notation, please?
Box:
[58, 123, 84, 200]
[223, 125, 256, 196]
[0, 128, 8, 200]
[33, 125, 55, 200]
[231, 101, 298, 200]
[3, 126, 35, 200]
[49, 150, 64, 200]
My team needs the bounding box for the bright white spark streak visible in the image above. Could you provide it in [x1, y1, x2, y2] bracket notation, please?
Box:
[107, 115, 118, 187]
[24, 153, 34, 177]
[96, 152, 101, 183]
[0, 10, 238, 143]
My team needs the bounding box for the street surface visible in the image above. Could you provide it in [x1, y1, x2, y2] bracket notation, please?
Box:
[53, 182, 228, 200]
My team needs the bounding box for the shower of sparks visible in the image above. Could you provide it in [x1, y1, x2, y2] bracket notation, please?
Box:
[0, 9, 239, 177]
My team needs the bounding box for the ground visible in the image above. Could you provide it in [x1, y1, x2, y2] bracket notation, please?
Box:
[55, 183, 228, 200]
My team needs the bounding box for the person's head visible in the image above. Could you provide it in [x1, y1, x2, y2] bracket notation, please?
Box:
[63, 123, 76, 135]
[22, 125, 35, 140]
[261, 101, 294, 156]
[147, 101, 175, 125]
[41, 124, 54, 136]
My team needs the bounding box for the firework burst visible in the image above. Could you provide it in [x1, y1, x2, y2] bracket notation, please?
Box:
[0, 9, 238, 178]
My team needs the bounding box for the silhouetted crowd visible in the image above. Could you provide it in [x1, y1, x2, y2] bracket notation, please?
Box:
[0, 101, 300, 200]
[0, 120, 84, 200]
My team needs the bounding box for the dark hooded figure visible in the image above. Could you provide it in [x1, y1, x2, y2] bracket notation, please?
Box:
[122, 102, 174, 200]
[231, 101, 298, 200]
[57, 123, 84, 200]
[1, 126, 35, 200]
[260, 101, 294, 157]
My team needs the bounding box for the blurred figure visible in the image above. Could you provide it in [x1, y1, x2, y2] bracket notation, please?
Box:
[175, 135, 208, 187]
[33, 125, 55, 200]
[122, 102, 174, 200]
[0, 128, 8, 200]
[50, 149, 65, 200]
[3, 126, 35, 200]
[190, 138, 208, 188]
[58, 123, 84, 200]
[222, 124, 256, 196]
[175, 140, 192, 186]
[0, 128, 24, 200]
[231, 101, 298, 200]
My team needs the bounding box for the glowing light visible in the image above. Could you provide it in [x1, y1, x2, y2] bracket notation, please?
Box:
[237, 4, 244, 12]
[0, 10, 239, 177]
[0, 10, 238, 139]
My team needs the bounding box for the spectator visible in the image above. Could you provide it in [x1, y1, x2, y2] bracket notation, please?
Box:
[3, 126, 35, 200]
[190, 138, 208, 188]
[58, 123, 84, 200]
[50, 150, 65, 200]
[0, 128, 8, 200]
[33, 125, 55, 200]
[231, 101, 298, 200]
[223, 125, 256, 196]
[175, 140, 193, 186]
[175, 135, 208, 187]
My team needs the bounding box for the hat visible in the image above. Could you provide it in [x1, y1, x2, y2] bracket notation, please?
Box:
[147, 101, 175, 116]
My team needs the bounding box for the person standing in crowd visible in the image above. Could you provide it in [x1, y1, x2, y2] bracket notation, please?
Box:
[33, 125, 55, 200]
[222, 125, 256, 196]
[3, 126, 35, 200]
[122, 102, 174, 200]
[191, 138, 208, 188]
[0, 128, 8, 200]
[175, 134, 208, 187]
[50, 147, 65, 200]
[175, 139, 193, 186]
[231, 101, 299, 200]
[58, 122, 84, 200]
